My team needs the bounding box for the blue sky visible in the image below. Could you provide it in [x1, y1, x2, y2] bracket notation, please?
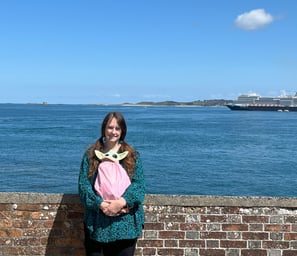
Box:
[1, 0, 296, 104]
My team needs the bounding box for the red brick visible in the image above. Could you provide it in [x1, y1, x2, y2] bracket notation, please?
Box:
[199, 249, 225, 256]
[0, 204, 12, 211]
[43, 220, 55, 228]
[220, 240, 247, 248]
[284, 232, 297, 240]
[242, 249, 267, 256]
[200, 231, 226, 239]
[165, 239, 178, 247]
[159, 231, 185, 239]
[55, 238, 82, 247]
[45, 246, 85, 256]
[265, 224, 291, 232]
[221, 207, 241, 214]
[53, 210, 67, 220]
[31, 211, 49, 220]
[242, 232, 269, 240]
[14, 219, 41, 228]
[137, 239, 163, 248]
[263, 241, 289, 249]
[0, 218, 13, 228]
[14, 210, 31, 218]
[142, 247, 156, 256]
[179, 239, 205, 248]
[67, 211, 84, 219]
[222, 224, 248, 231]
[283, 250, 297, 256]
[47, 228, 63, 237]
[15, 203, 42, 211]
[144, 222, 164, 230]
[157, 248, 184, 255]
[0, 228, 22, 237]
[180, 223, 205, 231]
[242, 216, 269, 223]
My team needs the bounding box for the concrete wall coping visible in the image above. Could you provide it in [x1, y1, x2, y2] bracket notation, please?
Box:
[1, 192, 297, 208]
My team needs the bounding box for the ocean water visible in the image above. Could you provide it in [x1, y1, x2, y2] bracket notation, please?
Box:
[0, 103, 297, 197]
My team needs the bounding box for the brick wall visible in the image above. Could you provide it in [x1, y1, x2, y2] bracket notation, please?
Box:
[1, 193, 297, 256]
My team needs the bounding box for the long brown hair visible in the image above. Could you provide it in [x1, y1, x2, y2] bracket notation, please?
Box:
[88, 112, 136, 178]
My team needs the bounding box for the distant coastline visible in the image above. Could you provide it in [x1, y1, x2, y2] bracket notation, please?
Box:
[1, 99, 234, 107]
[123, 99, 233, 107]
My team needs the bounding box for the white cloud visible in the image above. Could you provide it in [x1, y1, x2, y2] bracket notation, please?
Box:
[235, 9, 274, 31]
[112, 93, 121, 98]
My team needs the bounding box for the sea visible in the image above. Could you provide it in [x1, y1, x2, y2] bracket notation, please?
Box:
[1, 103, 297, 197]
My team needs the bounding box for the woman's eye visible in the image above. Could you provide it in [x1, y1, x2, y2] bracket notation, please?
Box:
[108, 126, 120, 131]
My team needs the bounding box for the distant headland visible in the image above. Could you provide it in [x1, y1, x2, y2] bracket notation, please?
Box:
[120, 99, 233, 107]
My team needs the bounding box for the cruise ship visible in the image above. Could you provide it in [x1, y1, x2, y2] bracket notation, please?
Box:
[226, 93, 297, 112]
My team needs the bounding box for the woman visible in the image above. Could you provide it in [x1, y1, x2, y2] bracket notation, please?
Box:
[79, 112, 145, 256]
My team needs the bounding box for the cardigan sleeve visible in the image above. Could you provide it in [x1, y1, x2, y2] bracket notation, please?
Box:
[122, 152, 145, 208]
[78, 151, 103, 212]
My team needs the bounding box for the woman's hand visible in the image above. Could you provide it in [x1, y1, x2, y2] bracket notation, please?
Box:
[100, 201, 111, 215]
[100, 197, 127, 216]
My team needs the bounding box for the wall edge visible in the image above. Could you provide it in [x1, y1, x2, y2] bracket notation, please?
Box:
[1, 192, 297, 207]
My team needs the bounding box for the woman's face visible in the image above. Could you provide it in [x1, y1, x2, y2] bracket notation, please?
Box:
[104, 117, 122, 144]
